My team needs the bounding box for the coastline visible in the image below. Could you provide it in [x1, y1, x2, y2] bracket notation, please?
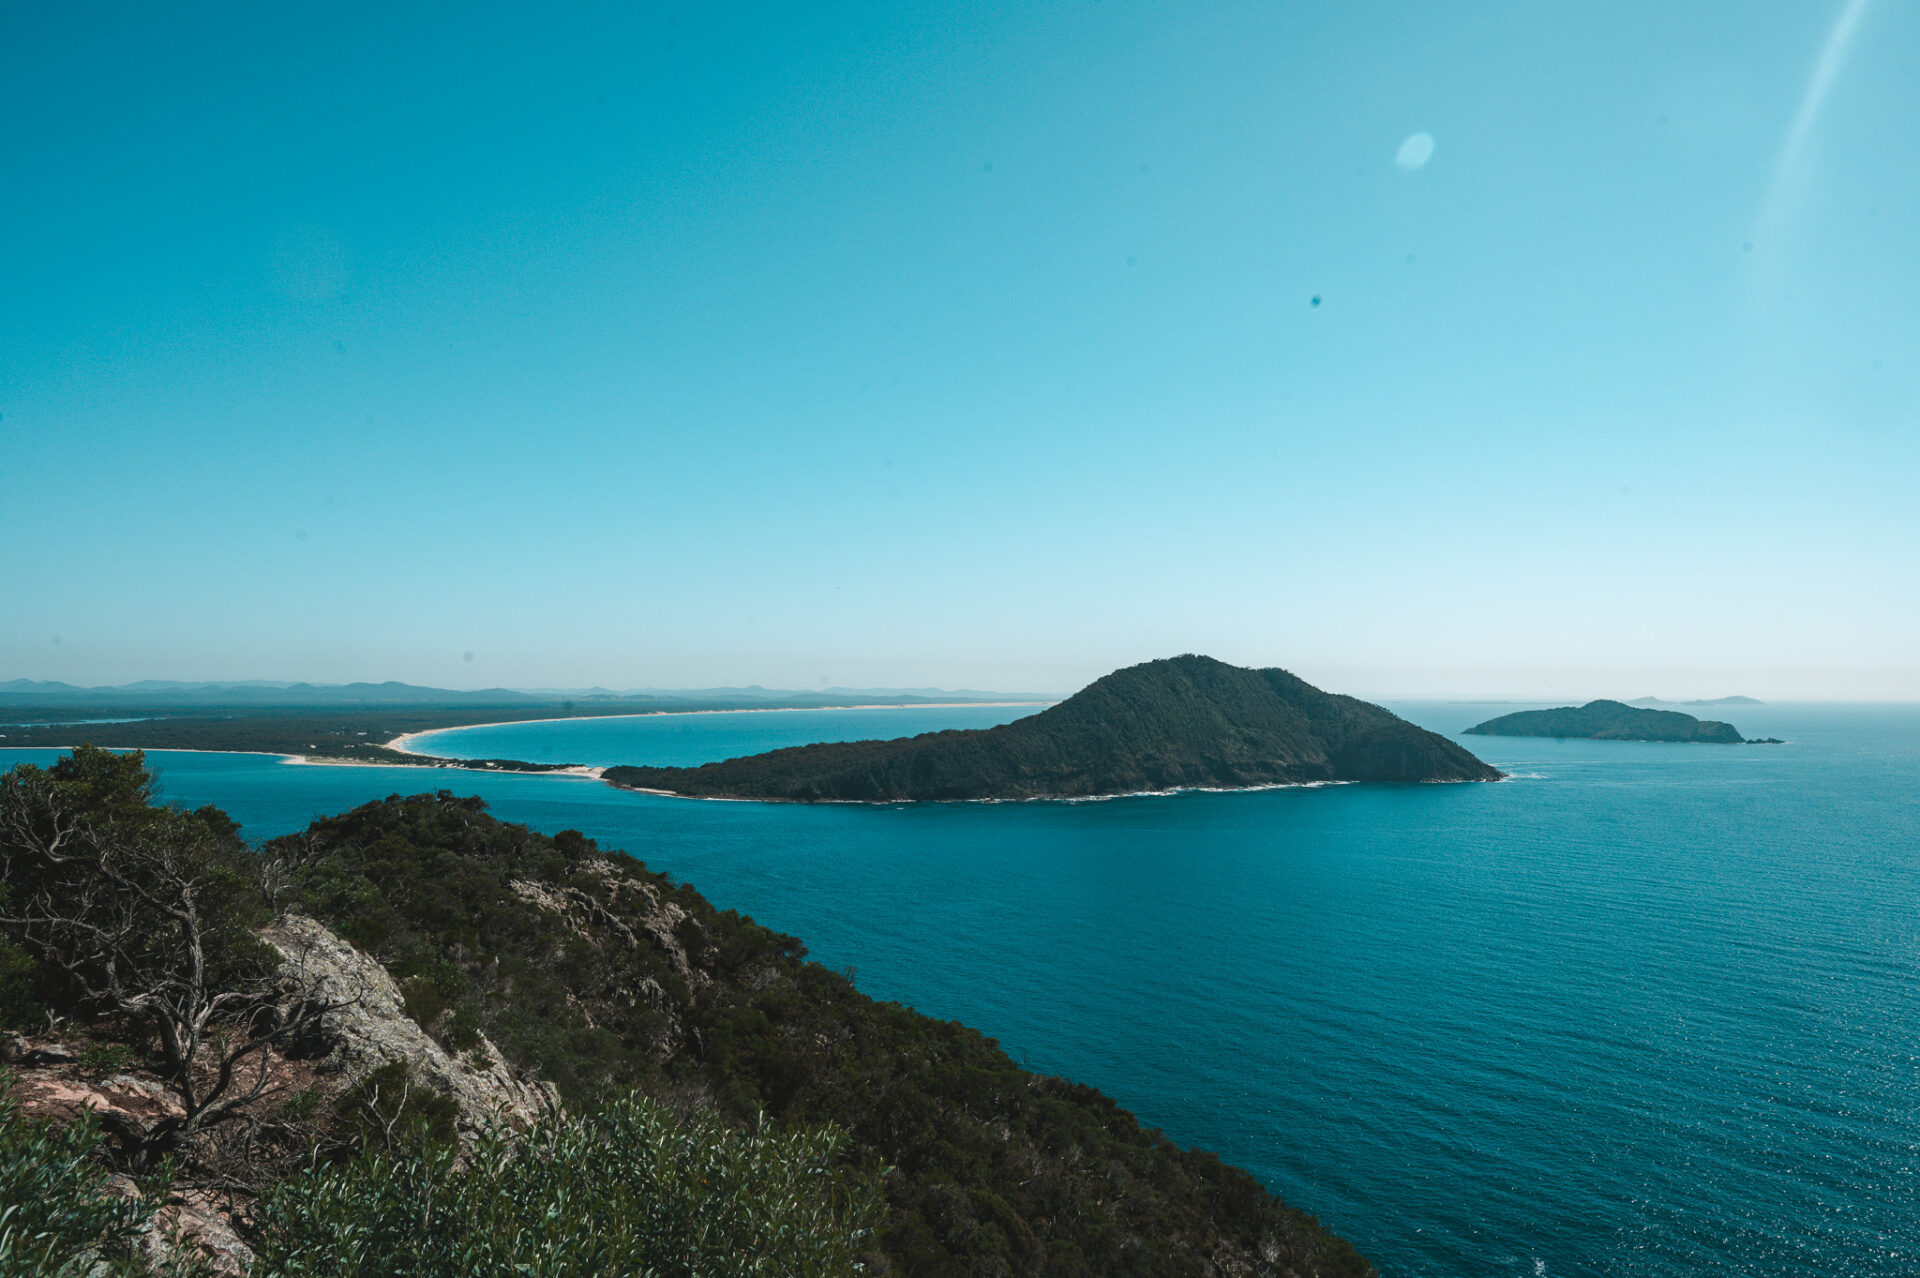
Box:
[601, 777, 1361, 805]
[0, 743, 606, 780]
[292, 752, 607, 780]
[385, 700, 1057, 761]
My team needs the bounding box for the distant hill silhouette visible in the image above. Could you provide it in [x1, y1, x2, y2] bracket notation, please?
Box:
[1627, 695, 1763, 707]
[1466, 700, 1747, 743]
[605, 655, 1501, 801]
[0, 678, 1035, 710]
[0, 679, 543, 707]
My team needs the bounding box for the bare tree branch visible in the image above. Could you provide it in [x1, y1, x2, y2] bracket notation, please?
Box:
[1, 754, 352, 1171]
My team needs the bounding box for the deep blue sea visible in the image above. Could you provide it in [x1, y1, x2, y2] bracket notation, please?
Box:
[6, 700, 1916, 1277]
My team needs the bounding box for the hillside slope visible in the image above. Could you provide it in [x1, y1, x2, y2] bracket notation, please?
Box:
[271, 791, 1375, 1276]
[606, 655, 1500, 801]
[2, 752, 1376, 1277]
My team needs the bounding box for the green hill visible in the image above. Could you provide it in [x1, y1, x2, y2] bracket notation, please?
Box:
[605, 655, 1501, 801]
[1465, 700, 1747, 743]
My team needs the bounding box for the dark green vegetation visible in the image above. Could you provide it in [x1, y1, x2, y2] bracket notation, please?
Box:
[607, 654, 1501, 801]
[253, 1098, 881, 1278]
[2, 749, 1373, 1276]
[1464, 700, 1751, 743]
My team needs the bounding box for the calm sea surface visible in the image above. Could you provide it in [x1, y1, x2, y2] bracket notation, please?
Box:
[6, 700, 1916, 1277]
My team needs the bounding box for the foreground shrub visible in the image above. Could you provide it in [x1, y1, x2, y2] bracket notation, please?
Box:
[0, 1069, 165, 1277]
[253, 1094, 882, 1277]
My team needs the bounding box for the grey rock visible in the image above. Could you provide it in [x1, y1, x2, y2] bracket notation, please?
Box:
[262, 914, 554, 1137]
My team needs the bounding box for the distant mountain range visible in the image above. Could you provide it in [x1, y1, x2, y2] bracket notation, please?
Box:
[1628, 695, 1763, 707]
[0, 679, 1048, 709]
[606, 654, 1502, 802]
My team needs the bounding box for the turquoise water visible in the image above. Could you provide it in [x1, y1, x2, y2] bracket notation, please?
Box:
[406, 702, 1048, 766]
[5, 700, 1916, 1276]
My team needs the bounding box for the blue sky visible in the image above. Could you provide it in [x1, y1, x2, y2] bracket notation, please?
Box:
[4, 1, 1915, 698]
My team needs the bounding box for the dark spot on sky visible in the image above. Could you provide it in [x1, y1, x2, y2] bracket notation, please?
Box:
[1126, 256, 1137, 267]
[1139, 163, 1151, 174]
[296, 529, 308, 540]
[1742, 241, 1753, 252]
[1311, 296, 1321, 307]
[50, 634, 62, 646]
[333, 339, 346, 354]
[463, 651, 476, 663]
[982, 161, 994, 173]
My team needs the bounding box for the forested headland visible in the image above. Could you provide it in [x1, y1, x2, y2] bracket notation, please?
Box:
[607, 654, 1502, 801]
[0, 748, 1374, 1276]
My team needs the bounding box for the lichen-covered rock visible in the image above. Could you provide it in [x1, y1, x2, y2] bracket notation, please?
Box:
[262, 914, 554, 1137]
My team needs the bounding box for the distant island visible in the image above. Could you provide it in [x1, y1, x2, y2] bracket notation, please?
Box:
[605, 654, 1502, 801]
[1465, 700, 1773, 743]
[1628, 695, 1764, 707]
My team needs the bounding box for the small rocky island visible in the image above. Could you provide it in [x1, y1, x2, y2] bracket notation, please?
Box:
[605, 654, 1502, 801]
[1465, 700, 1774, 743]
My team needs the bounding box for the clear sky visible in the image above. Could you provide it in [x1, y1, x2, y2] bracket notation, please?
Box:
[4, 2, 1915, 699]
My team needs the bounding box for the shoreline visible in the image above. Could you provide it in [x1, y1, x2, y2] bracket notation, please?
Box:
[0, 743, 607, 781]
[602, 777, 1364, 806]
[384, 700, 1057, 760]
[289, 752, 607, 780]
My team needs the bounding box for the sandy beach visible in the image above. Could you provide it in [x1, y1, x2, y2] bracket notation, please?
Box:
[383, 701, 1056, 761]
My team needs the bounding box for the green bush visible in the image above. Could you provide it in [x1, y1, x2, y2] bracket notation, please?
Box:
[253, 1095, 882, 1277]
[0, 1069, 160, 1277]
[332, 1062, 462, 1155]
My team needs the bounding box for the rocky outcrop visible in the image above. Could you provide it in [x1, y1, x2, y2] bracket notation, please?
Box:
[262, 914, 554, 1137]
[4, 1050, 254, 1275]
[511, 860, 701, 984]
[116, 1179, 254, 1278]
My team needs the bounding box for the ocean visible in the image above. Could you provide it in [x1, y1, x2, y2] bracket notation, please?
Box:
[4, 699, 1914, 1276]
